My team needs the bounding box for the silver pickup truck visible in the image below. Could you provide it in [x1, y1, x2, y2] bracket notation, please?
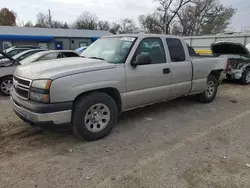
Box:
[10, 34, 228, 141]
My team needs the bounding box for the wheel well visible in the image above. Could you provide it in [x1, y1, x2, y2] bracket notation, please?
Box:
[245, 66, 250, 70]
[210, 70, 222, 80]
[74, 88, 122, 114]
[0, 75, 13, 81]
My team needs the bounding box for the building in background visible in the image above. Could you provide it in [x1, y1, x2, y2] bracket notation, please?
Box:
[0, 26, 111, 51]
[184, 33, 250, 55]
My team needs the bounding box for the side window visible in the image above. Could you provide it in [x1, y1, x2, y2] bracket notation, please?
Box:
[38, 53, 59, 61]
[134, 38, 166, 64]
[62, 52, 79, 57]
[166, 38, 186, 62]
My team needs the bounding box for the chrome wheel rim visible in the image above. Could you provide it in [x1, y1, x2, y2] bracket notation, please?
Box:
[205, 80, 215, 98]
[246, 71, 250, 83]
[84, 103, 111, 133]
[1, 79, 13, 95]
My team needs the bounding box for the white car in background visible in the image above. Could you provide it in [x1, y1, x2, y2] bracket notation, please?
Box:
[0, 50, 79, 95]
[0, 49, 46, 65]
[75, 46, 88, 54]
[0, 46, 42, 60]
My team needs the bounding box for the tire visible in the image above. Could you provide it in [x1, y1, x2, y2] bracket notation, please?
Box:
[72, 92, 118, 141]
[240, 68, 250, 85]
[0, 76, 13, 96]
[197, 74, 218, 103]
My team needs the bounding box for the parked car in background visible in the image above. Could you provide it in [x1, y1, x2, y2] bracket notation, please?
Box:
[0, 48, 30, 59]
[211, 41, 250, 84]
[75, 46, 88, 54]
[8, 45, 41, 49]
[0, 46, 42, 60]
[0, 50, 79, 95]
[20, 50, 79, 65]
[11, 34, 228, 141]
[0, 49, 46, 65]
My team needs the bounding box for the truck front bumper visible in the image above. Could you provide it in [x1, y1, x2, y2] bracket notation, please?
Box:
[11, 90, 72, 126]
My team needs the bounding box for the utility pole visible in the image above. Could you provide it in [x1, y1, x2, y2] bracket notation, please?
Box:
[48, 9, 52, 27]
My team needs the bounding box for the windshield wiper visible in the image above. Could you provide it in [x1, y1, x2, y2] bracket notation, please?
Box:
[88, 57, 105, 60]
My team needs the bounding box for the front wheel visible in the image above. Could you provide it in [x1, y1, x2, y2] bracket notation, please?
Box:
[72, 92, 118, 141]
[0, 76, 13, 96]
[197, 74, 218, 103]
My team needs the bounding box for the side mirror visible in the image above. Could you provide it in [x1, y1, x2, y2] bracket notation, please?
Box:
[131, 54, 151, 66]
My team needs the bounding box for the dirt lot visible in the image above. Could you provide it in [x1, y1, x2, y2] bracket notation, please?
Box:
[1, 83, 250, 188]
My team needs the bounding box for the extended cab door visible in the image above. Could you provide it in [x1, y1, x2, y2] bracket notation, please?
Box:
[165, 38, 192, 98]
[124, 37, 171, 110]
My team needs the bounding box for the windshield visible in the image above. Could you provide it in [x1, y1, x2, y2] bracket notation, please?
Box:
[81, 37, 136, 64]
[7, 49, 27, 57]
[12, 51, 30, 60]
[4, 46, 15, 53]
[19, 52, 43, 65]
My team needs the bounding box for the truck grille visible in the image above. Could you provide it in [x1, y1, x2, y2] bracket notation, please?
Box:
[13, 76, 31, 100]
[14, 76, 30, 86]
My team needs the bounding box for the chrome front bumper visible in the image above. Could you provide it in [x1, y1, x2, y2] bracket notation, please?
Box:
[11, 97, 72, 125]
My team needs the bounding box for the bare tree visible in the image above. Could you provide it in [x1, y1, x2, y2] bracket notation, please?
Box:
[138, 13, 164, 33]
[0, 8, 16, 26]
[201, 4, 235, 34]
[155, 0, 193, 34]
[109, 19, 139, 34]
[119, 18, 139, 34]
[51, 21, 69, 28]
[176, 0, 236, 36]
[35, 12, 70, 28]
[62, 22, 69, 29]
[35, 12, 50, 27]
[110, 22, 121, 34]
[73, 12, 98, 30]
[24, 21, 33, 27]
[97, 20, 110, 31]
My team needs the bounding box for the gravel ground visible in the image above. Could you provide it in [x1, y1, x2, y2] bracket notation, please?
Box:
[1, 83, 250, 188]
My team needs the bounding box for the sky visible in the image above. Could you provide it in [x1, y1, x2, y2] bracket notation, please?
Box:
[1, 0, 250, 31]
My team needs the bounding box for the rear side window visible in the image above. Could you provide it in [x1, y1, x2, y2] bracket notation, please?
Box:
[166, 38, 186, 62]
[62, 52, 79, 57]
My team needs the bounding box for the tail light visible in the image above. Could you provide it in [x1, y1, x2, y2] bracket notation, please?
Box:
[226, 59, 231, 72]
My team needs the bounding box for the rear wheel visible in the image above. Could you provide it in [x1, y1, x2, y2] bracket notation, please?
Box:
[0, 76, 13, 96]
[197, 74, 218, 103]
[240, 68, 250, 85]
[72, 92, 118, 141]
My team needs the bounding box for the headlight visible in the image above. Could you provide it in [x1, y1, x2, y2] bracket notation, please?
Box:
[30, 79, 52, 103]
[32, 80, 52, 89]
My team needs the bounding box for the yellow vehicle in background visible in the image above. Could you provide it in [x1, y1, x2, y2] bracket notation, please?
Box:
[195, 49, 212, 55]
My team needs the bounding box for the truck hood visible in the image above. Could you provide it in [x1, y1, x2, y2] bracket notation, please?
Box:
[15, 57, 116, 80]
[211, 41, 250, 57]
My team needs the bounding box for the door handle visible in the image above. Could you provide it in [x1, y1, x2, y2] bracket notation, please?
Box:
[163, 68, 171, 74]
